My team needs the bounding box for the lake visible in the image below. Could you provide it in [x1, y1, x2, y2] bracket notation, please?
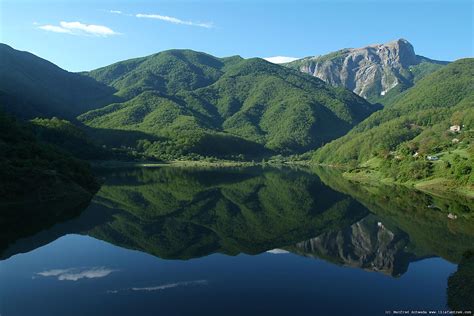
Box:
[1, 166, 473, 316]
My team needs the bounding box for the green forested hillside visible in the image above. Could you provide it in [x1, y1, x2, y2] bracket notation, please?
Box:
[313, 59, 474, 188]
[0, 44, 117, 120]
[0, 111, 99, 203]
[79, 50, 377, 159]
[0, 45, 377, 160]
[30, 117, 112, 160]
[86, 49, 235, 99]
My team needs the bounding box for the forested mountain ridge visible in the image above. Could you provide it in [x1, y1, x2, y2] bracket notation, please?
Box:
[85, 49, 240, 99]
[1, 45, 378, 159]
[285, 39, 448, 104]
[0, 43, 117, 120]
[78, 50, 378, 158]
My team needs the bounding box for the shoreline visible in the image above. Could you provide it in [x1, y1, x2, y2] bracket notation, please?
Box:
[89, 159, 473, 200]
[90, 159, 312, 169]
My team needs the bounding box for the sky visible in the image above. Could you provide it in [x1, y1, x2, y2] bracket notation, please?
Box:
[0, 0, 472, 72]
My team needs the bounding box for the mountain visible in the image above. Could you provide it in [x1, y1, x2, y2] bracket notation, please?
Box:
[78, 49, 378, 158]
[313, 58, 474, 190]
[0, 43, 116, 120]
[0, 45, 377, 159]
[285, 39, 448, 104]
[85, 49, 235, 99]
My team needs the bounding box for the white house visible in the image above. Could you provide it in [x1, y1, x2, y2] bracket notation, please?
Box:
[450, 125, 461, 132]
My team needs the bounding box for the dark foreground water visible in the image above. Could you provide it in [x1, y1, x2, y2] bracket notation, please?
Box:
[1, 167, 473, 316]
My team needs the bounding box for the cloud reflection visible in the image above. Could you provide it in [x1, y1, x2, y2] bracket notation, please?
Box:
[36, 267, 117, 281]
[107, 280, 208, 294]
[266, 249, 290, 254]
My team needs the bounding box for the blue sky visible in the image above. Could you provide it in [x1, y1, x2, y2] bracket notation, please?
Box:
[1, 0, 472, 72]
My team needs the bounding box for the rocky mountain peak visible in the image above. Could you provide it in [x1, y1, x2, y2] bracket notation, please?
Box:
[286, 39, 445, 102]
[378, 38, 417, 67]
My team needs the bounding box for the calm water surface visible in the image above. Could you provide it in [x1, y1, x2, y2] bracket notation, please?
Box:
[1, 167, 473, 316]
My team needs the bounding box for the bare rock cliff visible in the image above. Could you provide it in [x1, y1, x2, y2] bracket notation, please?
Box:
[287, 39, 446, 102]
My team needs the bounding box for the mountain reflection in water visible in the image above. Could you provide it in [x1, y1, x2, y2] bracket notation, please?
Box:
[1, 166, 473, 315]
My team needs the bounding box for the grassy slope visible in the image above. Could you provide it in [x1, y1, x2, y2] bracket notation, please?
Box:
[313, 59, 474, 195]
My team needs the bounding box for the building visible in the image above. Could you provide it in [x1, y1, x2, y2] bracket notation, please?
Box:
[450, 125, 461, 132]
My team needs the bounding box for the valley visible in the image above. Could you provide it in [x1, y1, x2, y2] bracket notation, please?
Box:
[0, 39, 472, 201]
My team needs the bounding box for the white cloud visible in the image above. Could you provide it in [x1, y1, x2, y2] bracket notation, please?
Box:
[266, 248, 290, 254]
[264, 56, 299, 64]
[36, 267, 118, 281]
[38, 21, 119, 37]
[136, 13, 213, 28]
[110, 10, 122, 14]
[39, 25, 73, 34]
[107, 280, 208, 294]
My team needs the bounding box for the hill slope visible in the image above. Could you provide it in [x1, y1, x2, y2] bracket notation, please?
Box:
[313, 59, 474, 189]
[79, 50, 377, 158]
[285, 39, 448, 104]
[0, 110, 99, 203]
[0, 44, 116, 120]
[86, 49, 237, 99]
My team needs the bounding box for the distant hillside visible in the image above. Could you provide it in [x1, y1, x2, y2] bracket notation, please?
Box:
[285, 39, 448, 104]
[0, 44, 116, 120]
[86, 49, 239, 99]
[313, 59, 474, 190]
[79, 49, 378, 158]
